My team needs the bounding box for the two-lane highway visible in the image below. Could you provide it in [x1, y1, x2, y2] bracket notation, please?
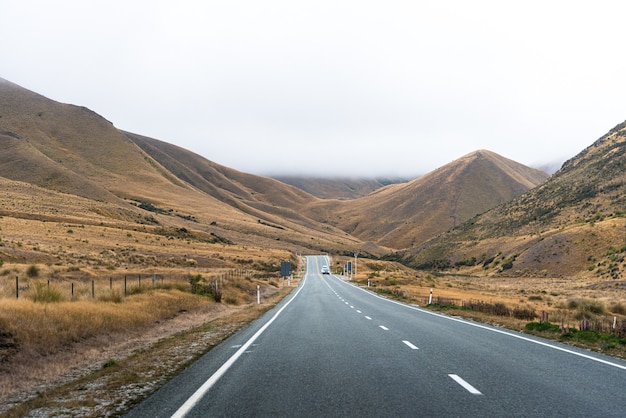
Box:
[127, 255, 626, 417]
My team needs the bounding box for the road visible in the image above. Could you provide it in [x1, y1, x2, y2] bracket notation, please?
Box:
[127, 255, 626, 417]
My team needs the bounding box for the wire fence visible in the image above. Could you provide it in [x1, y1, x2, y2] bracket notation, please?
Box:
[6, 269, 257, 301]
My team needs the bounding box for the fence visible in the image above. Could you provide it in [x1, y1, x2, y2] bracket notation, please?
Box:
[425, 295, 626, 338]
[7, 269, 256, 301]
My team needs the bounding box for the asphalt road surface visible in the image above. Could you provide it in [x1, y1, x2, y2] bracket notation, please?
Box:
[127, 255, 626, 417]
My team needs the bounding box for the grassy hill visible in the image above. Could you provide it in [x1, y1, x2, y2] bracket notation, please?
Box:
[0, 77, 365, 257]
[305, 150, 548, 249]
[3, 78, 626, 415]
[399, 121, 626, 279]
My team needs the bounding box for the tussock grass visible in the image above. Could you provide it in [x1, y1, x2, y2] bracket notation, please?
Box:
[29, 281, 63, 303]
[0, 290, 206, 360]
[567, 297, 606, 319]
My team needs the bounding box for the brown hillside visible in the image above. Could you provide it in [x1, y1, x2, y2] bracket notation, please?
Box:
[307, 150, 548, 249]
[403, 120, 626, 279]
[124, 132, 329, 231]
[0, 77, 367, 255]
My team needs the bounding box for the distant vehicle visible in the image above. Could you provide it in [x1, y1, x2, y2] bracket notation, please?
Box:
[321, 265, 330, 274]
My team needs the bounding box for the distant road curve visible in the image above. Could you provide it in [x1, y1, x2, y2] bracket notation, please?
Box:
[127, 255, 626, 417]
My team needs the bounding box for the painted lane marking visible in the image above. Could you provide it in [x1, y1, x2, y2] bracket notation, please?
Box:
[171, 274, 308, 418]
[379, 325, 389, 331]
[333, 275, 626, 372]
[350, 306, 354, 309]
[403, 340, 419, 350]
[449, 374, 482, 395]
[365, 316, 372, 320]
[356, 310, 362, 314]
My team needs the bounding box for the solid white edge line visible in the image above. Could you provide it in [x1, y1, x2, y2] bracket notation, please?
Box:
[331, 275, 626, 371]
[171, 274, 308, 418]
[449, 374, 482, 395]
[403, 340, 419, 350]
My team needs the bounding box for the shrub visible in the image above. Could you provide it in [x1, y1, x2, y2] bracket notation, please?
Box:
[188, 274, 221, 302]
[102, 359, 119, 369]
[26, 265, 40, 278]
[189, 274, 203, 294]
[30, 281, 63, 303]
[512, 306, 537, 320]
[567, 298, 606, 319]
[525, 321, 560, 333]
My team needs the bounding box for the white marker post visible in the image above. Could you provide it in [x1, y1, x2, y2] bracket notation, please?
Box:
[428, 288, 433, 305]
[257, 285, 260, 304]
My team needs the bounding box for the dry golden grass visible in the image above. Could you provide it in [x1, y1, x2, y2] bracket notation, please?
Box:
[346, 257, 626, 345]
[1, 283, 297, 417]
[0, 186, 304, 413]
[0, 290, 203, 356]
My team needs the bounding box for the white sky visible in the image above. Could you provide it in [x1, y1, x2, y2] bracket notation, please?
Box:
[3, 1, 626, 177]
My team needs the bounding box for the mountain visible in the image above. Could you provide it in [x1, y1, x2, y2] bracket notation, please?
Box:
[272, 176, 408, 200]
[400, 121, 626, 278]
[123, 132, 324, 229]
[0, 76, 558, 262]
[0, 77, 365, 255]
[305, 150, 549, 249]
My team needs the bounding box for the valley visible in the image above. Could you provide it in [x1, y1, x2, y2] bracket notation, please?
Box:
[1, 76, 626, 416]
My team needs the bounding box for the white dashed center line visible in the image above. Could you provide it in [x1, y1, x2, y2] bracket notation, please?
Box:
[449, 374, 482, 395]
[379, 325, 389, 331]
[403, 340, 419, 350]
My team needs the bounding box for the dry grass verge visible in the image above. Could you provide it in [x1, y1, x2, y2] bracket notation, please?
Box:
[344, 258, 626, 357]
[0, 288, 291, 417]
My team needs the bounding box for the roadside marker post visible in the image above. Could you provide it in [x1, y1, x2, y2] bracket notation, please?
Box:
[257, 285, 260, 304]
[429, 288, 433, 305]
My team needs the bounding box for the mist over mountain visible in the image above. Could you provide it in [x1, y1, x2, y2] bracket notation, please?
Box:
[3, 76, 623, 279]
[271, 176, 409, 200]
[302, 150, 549, 249]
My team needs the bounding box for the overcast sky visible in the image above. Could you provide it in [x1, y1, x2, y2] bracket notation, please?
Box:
[3, 1, 626, 178]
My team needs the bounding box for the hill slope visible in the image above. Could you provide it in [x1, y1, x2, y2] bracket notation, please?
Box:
[401, 121, 626, 278]
[306, 150, 548, 249]
[0, 77, 365, 255]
